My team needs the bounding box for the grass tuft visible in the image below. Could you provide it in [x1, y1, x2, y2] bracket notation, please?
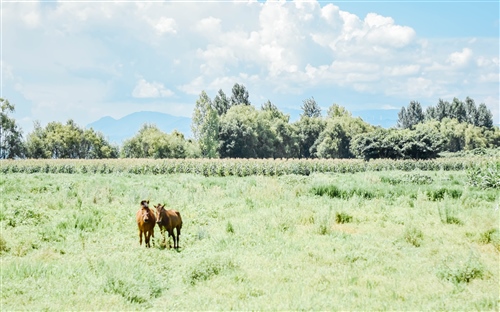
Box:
[403, 225, 424, 247]
[437, 253, 485, 284]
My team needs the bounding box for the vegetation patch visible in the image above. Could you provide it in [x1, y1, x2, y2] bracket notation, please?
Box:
[437, 254, 485, 284]
[381, 173, 433, 185]
[312, 185, 375, 200]
[467, 162, 500, 189]
[188, 257, 237, 286]
[438, 205, 463, 225]
[478, 228, 500, 251]
[0, 235, 9, 253]
[427, 188, 462, 201]
[403, 225, 424, 247]
[335, 212, 353, 224]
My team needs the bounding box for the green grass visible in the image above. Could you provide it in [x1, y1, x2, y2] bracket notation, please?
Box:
[1, 170, 499, 310]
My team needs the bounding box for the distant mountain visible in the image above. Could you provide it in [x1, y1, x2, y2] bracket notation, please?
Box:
[87, 111, 192, 144]
[351, 109, 399, 128]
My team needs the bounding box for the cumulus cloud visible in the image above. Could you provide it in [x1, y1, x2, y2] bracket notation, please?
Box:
[132, 78, 174, 98]
[447, 48, 473, 67]
[153, 17, 177, 34]
[3, 0, 499, 130]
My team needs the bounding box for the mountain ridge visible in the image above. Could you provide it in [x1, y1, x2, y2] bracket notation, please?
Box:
[87, 111, 193, 144]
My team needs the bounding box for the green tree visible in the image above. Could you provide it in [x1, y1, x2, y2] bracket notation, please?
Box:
[425, 106, 437, 121]
[300, 97, 321, 118]
[351, 123, 444, 160]
[477, 103, 493, 128]
[192, 91, 219, 158]
[435, 99, 450, 121]
[213, 89, 230, 116]
[327, 104, 352, 118]
[260, 102, 299, 158]
[293, 116, 326, 158]
[449, 97, 466, 123]
[315, 115, 373, 159]
[25, 120, 118, 159]
[25, 121, 48, 158]
[0, 99, 24, 159]
[397, 101, 424, 129]
[464, 97, 478, 126]
[121, 124, 197, 158]
[218, 105, 260, 158]
[230, 83, 251, 106]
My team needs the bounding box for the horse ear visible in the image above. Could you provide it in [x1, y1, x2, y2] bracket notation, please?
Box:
[147, 200, 150, 204]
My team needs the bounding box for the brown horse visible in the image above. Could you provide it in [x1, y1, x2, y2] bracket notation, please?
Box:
[154, 204, 183, 249]
[136, 200, 156, 248]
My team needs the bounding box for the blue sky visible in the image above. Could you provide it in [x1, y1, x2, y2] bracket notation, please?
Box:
[3, 0, 499, 134]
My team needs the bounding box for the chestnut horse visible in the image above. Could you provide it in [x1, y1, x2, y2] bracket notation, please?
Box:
[154, 204, 183, 249]
[136, 200, 156, 248]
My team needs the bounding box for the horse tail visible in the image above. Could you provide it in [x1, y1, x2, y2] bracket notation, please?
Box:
[175, 211, 183, 228]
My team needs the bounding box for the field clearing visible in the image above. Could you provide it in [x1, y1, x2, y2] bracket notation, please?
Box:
[1, 164, 499, 310]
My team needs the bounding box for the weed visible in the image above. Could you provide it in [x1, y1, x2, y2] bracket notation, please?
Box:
[427, 188, 462, 201]
[437, 253, 485, 284]
[478, 228, 500, 250]
[312, 185, 374, 200]
[403, 225, 424, 247]
[335, 212, 353, 224]
[438, 205, 463, 225]
[0, 235, 9, 253]
[226, 221, 235, 234]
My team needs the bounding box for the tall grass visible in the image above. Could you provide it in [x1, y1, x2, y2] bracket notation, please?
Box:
[1, 170, 498, 310]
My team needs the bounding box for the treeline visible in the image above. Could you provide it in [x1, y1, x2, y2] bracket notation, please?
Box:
[1, 87, 499, 160]
[191, 84, 498, 160]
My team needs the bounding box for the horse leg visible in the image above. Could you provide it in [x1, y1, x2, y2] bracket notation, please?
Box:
[161, 227, 166, 245]
[175, 227, 180, 249]
[138, 229, 143, 246]
[168, 230, 173, 248]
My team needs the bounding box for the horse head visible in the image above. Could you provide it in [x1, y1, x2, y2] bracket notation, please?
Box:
[154, 204, 166, 225]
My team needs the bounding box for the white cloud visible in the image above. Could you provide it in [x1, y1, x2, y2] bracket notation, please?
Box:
[132, 78, 174, 98]
[195, 16, 222, 35]
[447, 48, 473, 67]
[153, 17, 177, 34]
[384, 65, 421, 76]
[3, 0, 499, 130]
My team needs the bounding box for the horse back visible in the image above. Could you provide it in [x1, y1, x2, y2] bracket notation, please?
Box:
[166, 209, 182, 227]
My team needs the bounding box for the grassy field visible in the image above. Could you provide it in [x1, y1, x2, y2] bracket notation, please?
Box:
[1, 168, 499, 310]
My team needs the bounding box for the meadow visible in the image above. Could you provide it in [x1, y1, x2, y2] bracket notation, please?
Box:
[1, 159, 499, 310]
